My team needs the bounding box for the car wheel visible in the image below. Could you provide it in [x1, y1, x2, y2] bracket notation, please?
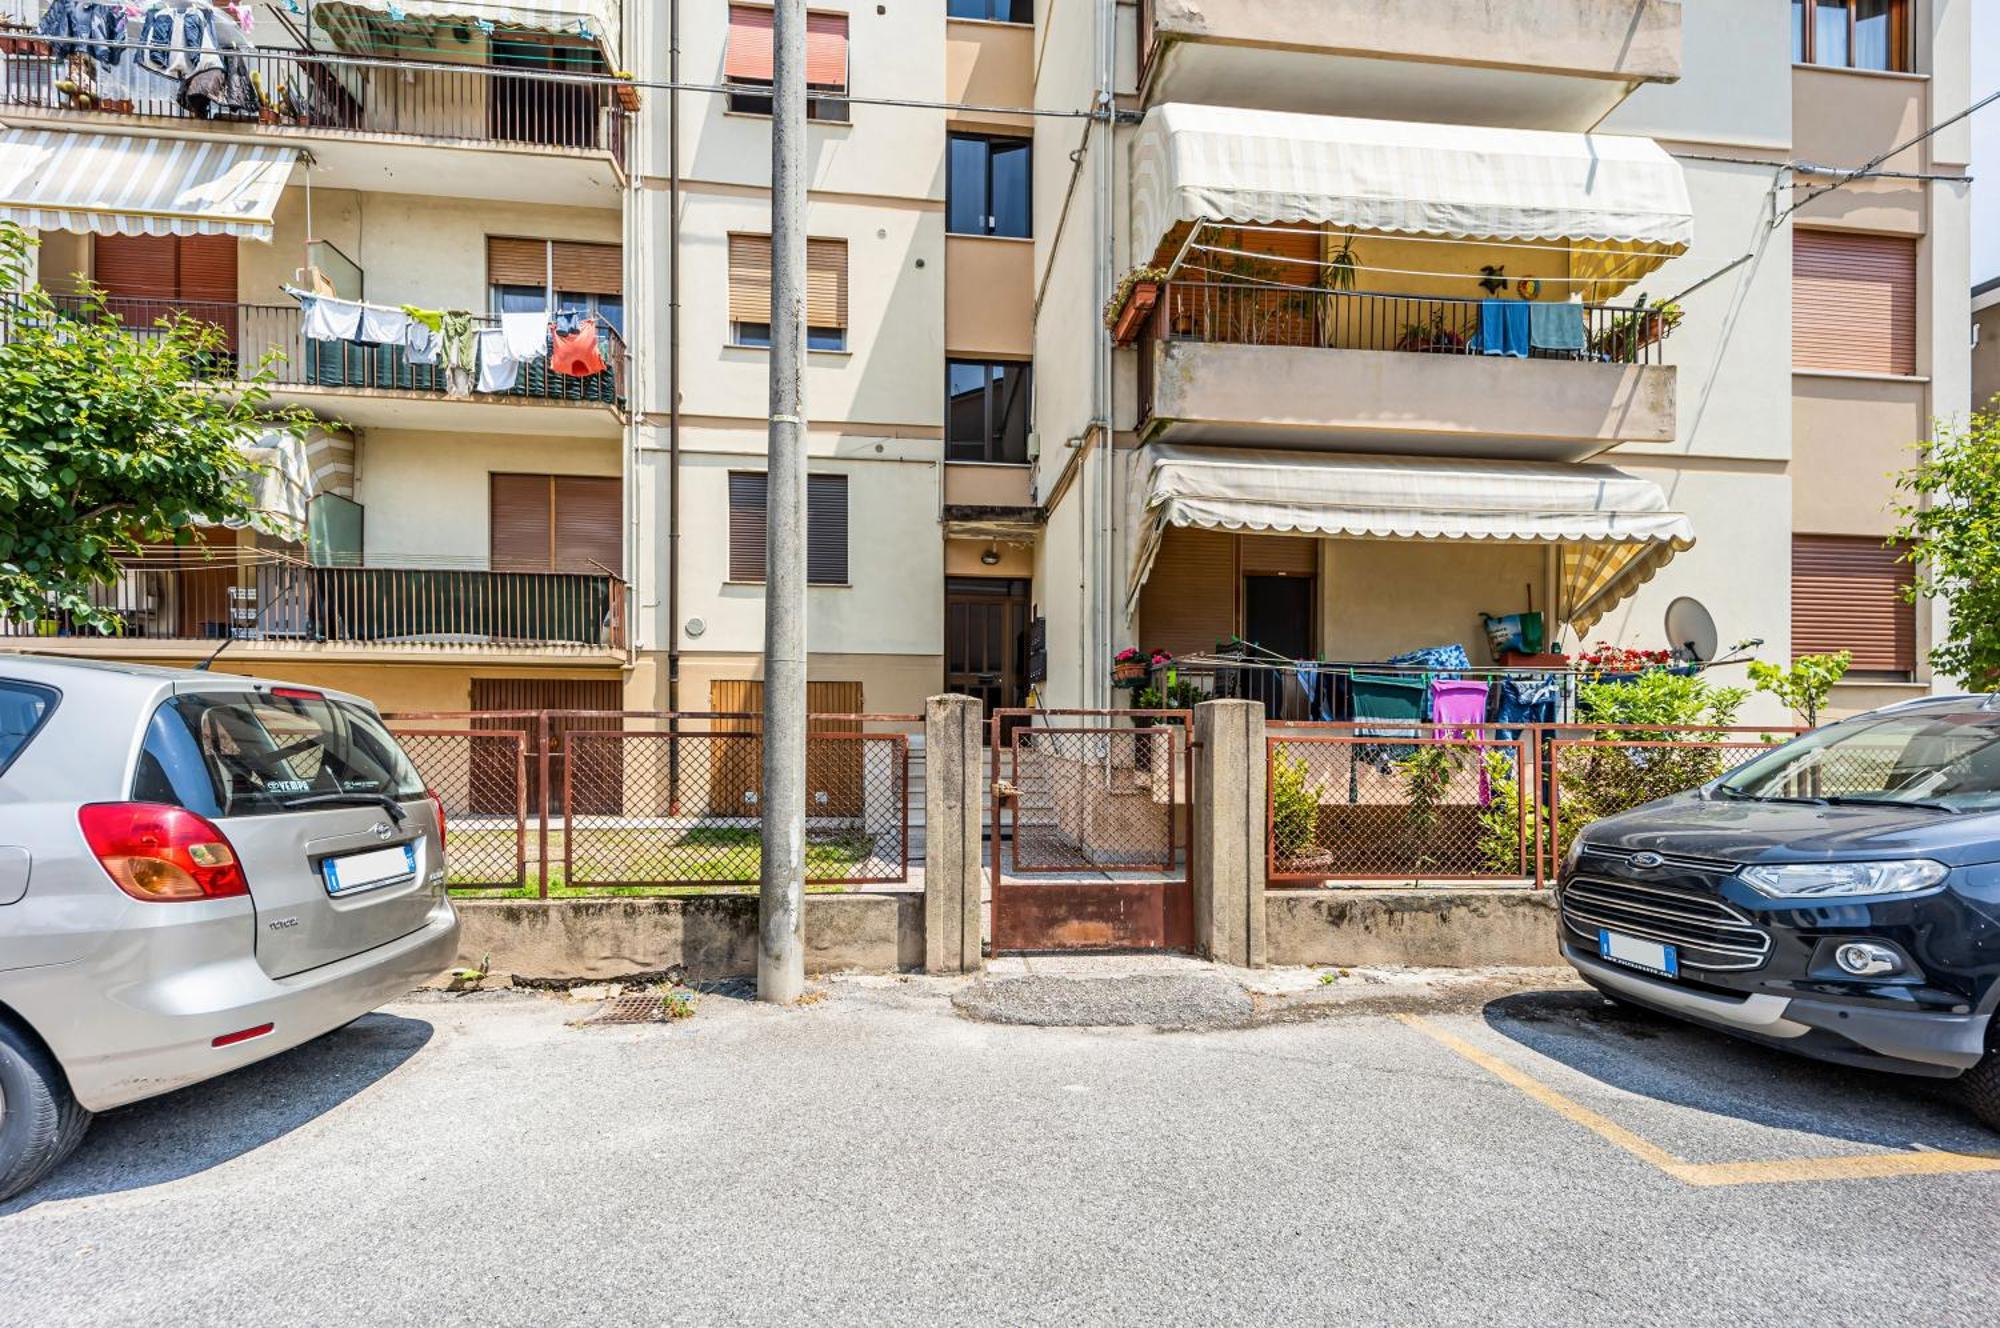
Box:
[0, 1023, 93, 1204]
[1961, 1036, 2000, 1135]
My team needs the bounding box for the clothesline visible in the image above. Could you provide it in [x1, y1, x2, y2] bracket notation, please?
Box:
[1171, 654, 1686, 680]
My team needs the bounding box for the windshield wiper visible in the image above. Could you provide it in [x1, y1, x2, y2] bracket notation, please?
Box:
[1712, 786, 1827, 806]
[278, 792, 408, 824]
[1821, 795, 1960, 815]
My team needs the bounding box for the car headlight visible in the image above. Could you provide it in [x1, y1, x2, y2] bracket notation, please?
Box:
[1738, 859, 1949, 899]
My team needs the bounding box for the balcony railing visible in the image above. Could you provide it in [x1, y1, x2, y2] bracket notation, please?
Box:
[1, 296, 626, 409]
[2, 560, 627, 652]
[0, 42, 625, 157]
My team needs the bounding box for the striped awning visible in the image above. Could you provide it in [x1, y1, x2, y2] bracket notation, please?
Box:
[311, 1, 620, 64]
[1127, 445, 1695, 636]
[0, 130, 297, 240]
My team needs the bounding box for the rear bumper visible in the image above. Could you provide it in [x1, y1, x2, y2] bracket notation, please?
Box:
[10, 901, 458, 1112]
[1564, 943, 1991, 1079]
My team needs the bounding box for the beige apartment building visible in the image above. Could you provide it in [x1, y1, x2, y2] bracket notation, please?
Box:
[0, 0, 1973, 727]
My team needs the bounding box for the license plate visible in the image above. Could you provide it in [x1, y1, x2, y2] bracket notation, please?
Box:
[322, 843, 417, 897]
[1599, 928, 1678, 978]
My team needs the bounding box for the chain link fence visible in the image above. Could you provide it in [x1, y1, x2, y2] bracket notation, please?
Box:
[997, 713, 1188, 875]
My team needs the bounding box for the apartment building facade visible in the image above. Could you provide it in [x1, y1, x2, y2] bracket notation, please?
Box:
[0, 0, 1972, 726]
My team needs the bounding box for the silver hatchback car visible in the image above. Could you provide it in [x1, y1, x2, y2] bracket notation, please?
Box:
[0, 658, 458, 1201]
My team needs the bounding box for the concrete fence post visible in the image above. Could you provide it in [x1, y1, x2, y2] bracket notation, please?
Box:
[924, 693, 984, 974]
[1192, 699, 1266, 968]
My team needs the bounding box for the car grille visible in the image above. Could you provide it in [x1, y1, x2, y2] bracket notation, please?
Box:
[1561, 875, 1772, 972]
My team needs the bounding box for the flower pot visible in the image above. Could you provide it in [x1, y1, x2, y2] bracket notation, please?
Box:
[1112, 659, 1148, 684]
[1110, 281, 1159, 346]
[614, 83, 642, 112]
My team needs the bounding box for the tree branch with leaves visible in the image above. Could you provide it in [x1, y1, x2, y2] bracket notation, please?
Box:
[1893, 412, 2000, 690]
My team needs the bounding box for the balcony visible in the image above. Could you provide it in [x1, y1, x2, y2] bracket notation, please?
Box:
[1135, 282, 1678, 462]
[3, 296, 626, 436]
[1137, 0, 1681, 130]
[0, 43, 626, 205]
[1, 559, 626, 657]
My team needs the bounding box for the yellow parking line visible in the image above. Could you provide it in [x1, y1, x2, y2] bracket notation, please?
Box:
[1396, 1014, 2000, 1188]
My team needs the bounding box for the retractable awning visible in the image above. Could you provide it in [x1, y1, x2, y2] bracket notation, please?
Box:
[312, 1, 620, 64]
[196, 429, 312, 541]
[1127, 445, 1695, 636]
[0, 130, 297, 240]
[1131, 103, 1694, 288]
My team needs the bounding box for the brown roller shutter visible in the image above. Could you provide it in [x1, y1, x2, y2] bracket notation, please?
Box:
[806, 237, 847, 328]
[1792, 534, 1915, 673]
[490, 473, 553, 571]
[92, 234, 179, 299]
[806, 473, 848, 584]
[1140, 527, 1238, 659]
[1240, 534, 1317, 575]
[488, 236, 550, 288]
[728, 471, 767, 581]
[728, 234, 772, 325]
[724, 4, 775, 82]
[175, 234, 238, 304]
[804, 11, 848, 88]
[1794, 230, 1916, 375]
[551, 241, 621, 296]
[553, 476, 622, 574]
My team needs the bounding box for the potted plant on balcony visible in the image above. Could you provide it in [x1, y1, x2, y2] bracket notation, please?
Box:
[1105, 265, 1169, 346]
[1394, 308, 1465, 354]
[613, 72, 643, 112]
[1112, 646, 1150, 686]
[1591, 297, 1683, 363]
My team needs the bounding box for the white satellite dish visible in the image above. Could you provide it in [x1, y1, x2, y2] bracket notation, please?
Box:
[1665, 597, 1719, 663]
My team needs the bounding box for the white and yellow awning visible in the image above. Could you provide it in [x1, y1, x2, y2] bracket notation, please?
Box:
[312, 0, 620, 64]
[0, 130, 297, 241]
[1127, 445, 1695, 636]
[1131, 103, 1694, 289]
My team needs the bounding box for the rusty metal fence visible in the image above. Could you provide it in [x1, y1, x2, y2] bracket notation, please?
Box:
[993, 709, 1191, 875]
[388, 710, 917, 895]
[1268, 724, 1806, 888]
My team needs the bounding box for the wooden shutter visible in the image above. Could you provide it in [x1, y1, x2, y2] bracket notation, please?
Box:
[551, 241, 621, 296]
[175, 235, 238, 303]
[552, 476, 622, 575]
[1793, 534, 1915, 673]
[490, 473, 553, 571]
[92, 234, 179, 299]
[805, 11, 848, 88]
[1140, 527, 1238, 659]
[806, 238, 847, 329]
[488, 236, 549, 288]
[806, 473, 848, 584]
[1794, 230, 1916, 375]
[1240, 534, 1316, 576]
[728, 234, 772, 325]
[725, 4, 774, 81]
[728, 471, 767, 581]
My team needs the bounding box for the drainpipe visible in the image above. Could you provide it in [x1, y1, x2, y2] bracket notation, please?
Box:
[1092, 0, 1116, 710]
[668, 0, 683, 716]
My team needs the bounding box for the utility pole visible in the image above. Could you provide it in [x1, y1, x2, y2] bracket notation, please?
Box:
[758, 0, 808, 1003]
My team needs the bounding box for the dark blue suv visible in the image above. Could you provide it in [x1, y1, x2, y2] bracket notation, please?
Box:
[1557, 695, 2000, 1130]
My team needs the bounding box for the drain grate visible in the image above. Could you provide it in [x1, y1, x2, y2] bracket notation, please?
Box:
[586, 994, 673, 1025]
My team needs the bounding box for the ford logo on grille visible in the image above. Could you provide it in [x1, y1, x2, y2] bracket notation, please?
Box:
[1629, 851, 1666, 870]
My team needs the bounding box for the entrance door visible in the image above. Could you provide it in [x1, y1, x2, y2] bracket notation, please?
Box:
[1243, 575, 1314, 660]
[945, 576, 1028, 713]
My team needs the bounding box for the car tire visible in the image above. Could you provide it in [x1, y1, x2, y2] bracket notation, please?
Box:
[1960, 1039, 2000, 1135]
[0, 1023, 93, 1204]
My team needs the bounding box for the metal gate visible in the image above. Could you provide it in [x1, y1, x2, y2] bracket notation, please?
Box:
[989, 709, 1193, 952]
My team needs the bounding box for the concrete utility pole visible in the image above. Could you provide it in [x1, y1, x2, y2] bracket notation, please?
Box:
[758, 0, 809, 1003]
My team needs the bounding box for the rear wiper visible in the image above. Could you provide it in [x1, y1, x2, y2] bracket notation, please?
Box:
[278, 792, 408, 824]
[1822, 795, 1960, 815]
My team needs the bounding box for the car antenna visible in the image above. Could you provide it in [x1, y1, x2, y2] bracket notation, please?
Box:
[193, 634, 236, 672]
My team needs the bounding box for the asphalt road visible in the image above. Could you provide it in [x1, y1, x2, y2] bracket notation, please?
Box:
[3, 974, 1997, 1327]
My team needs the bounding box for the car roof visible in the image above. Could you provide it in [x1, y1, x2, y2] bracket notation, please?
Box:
[0, 655, 369, 709]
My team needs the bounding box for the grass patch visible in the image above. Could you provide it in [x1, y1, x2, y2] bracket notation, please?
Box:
[443, 824, 887, 899]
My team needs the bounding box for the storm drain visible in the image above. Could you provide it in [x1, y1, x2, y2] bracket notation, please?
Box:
[580, 992, 695, 1025]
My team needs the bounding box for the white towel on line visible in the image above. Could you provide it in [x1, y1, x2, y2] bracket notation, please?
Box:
[500, 310, 551, 361]
[301, 295, 363, 342]
[476, 329, 520, 393]
[358, 305, 411, 346]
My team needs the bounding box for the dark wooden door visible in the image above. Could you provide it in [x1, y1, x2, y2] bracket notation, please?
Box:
[1243, 575, 1314, 662]
[945, 577, 1029, 714]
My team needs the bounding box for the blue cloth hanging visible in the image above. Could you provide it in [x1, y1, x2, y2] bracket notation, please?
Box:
[1475, 299, 1530, 358]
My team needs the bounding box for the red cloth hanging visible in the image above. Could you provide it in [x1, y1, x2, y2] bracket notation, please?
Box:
[549, 318, 606, 378]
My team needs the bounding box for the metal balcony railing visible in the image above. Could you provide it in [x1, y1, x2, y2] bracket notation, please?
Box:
[1, 296, 626, 409]
[0, 41, 625, 157]
[2, 560, 627, 652]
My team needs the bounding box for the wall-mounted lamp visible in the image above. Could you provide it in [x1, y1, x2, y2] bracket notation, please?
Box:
[980, 545, 1001, 566]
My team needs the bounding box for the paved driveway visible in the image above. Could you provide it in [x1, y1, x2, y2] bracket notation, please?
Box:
[3, 974, 1997, 1326]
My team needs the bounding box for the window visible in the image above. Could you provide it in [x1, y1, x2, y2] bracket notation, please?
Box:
[946, 360, 1032, 463]
[487, 237, 624, 335]
[947, 134, 1032, 238]
[947, 0, 1032, 24]
[1792, 535, 1915, 675]
[0, 681, 58, 778]
[489, 473, 624, 574]
[724, 5, 849, 120]
[1792, 0, 1909, 72]
[1793, 230, 1916, 375]
[727, 471, 849, 585]
[728, 234, 848, 351]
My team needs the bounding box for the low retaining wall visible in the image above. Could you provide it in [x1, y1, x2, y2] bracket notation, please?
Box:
[1264, 889, 1559, 968]
[455, 894, 925, 982]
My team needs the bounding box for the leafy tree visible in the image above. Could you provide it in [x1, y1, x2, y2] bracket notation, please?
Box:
[1893, 412, 2000, 689]
[1747, 651, 1851, 728]
[0, 220, 306, 632]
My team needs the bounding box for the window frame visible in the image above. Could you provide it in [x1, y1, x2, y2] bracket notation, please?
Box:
[727, 233, 849, 351]
[486, 238, 625, 335]
[946, 132, 1033, 239]
[945, 358, 1033, 464]
[946, 0, 1032, 21]
[723, 5, 852, 122]
[1792, 0, 1911, 73]
[726, 470, 851, 586]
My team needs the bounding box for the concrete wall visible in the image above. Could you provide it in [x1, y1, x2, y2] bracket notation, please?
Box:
[1265, 889, 1559, 968]
[1791, 378, 1926, 536]
[675, 651, 943, 718]
[942, 462, 1033, 507]
[945, 235, 1035, 358]
[1318, 539, 1549, 663]
[946, 16, 1035, 134]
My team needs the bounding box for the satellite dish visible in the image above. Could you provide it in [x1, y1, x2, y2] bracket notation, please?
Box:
[1665, 597, 1719, 663]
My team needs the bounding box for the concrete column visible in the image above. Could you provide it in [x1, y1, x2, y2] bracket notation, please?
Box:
[1192, 699, 1266, 968]
[923, 693, 984, 974]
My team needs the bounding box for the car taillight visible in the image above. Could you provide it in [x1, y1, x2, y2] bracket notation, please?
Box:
[78, 803, 250, 902]
[425, 788, 446, 844]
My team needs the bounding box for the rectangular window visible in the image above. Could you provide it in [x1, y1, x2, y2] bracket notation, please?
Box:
[1793, 230, 1916, 375]
[728, 233, 847, 351]
[1792, 535, 1915, 675]
[947, 0, 1032, 19]
[946, 359, 1032, 463]
[487, 237, 624, 334]
[1794, 0, 1909, 71]
[727, 471, 849, 585]
[489, 473, 623, 575]
[725, 5, 849, 120]
[947, 134, 1032, 238]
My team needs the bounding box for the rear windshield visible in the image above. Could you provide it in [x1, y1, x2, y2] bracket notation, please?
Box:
[0, 681, 59, 777]
[134, 690, 424, 818]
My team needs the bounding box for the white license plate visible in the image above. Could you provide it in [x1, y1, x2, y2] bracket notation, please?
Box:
[1599, 928, 1679, 978]
[322, 843, 417, 897]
